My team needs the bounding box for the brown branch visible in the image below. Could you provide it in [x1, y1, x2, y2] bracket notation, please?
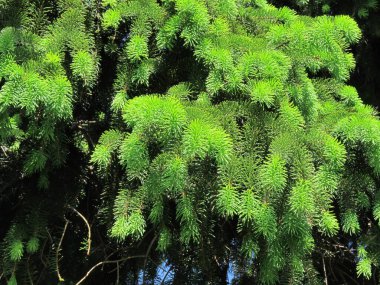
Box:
[328, 257, 338, 282]
[142, 235, 158, 284]
[39, 238, 48, 267]
[338, 268, 360, 285]
[116, 261, 120, 285]
[136, 228, 154, 248]
[75, 255, 146, 285]
[37, 238, 49, 285]
[27, 256, 34, 285]
[71, 120, 99, 130]
[56, 220, 69, 282]
[46, 228, 53, 244]
[322, 254, 328, 285]
[69, 206, 92, 255]
[1, 146, 8, 157]
[77, 126, 95, 149]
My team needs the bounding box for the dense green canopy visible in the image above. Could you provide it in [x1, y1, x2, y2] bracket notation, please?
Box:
[1, 0, 380, 284]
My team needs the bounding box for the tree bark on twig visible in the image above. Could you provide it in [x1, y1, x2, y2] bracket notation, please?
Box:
[69, 206, 92, 255]
[56, 220, 69, 282]
[75, 255, 146, 285]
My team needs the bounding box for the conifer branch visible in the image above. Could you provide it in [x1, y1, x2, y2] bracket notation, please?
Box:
[1, 0, 379, 283]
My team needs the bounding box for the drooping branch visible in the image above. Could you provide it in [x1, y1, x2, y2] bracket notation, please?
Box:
[69, 206, 92, 256]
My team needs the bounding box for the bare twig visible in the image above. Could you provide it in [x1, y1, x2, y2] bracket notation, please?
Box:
[116, 261, 120, 285]
[27, 256, 34, 285]
[75, 255, 146, 285]
[322, 254, 328, 285]
[46, 228, 53, 244]
[39, 237, 49, 268]
[328, 257, 337, 282]
[56, 220, 69, 282]
[37, 238, 49, 285]
[78, 126, 95, 149]
[69, 206, 92, 255]
[142, 235, 158, 284]
[36, 267, 47, 285]
[74, 120, 98, 126]
[136, 228, 154, 248]
[1, 146, 8, 157]
[339, 268, 360, 285]
[160, 264, 173, 285]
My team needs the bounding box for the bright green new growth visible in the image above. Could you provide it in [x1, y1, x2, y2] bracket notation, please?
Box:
[0, 0, 98, 282]
[90, 1, 378, 283]
[2, 0, 380, 284]
[94, 92, 233, 245]
[0, 0, 97, 183]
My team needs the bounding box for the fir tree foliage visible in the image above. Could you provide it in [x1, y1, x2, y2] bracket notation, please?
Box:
[90, 0, 379, 283]
[1, 0, 380, 284]
[0, 0, 97, 283]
